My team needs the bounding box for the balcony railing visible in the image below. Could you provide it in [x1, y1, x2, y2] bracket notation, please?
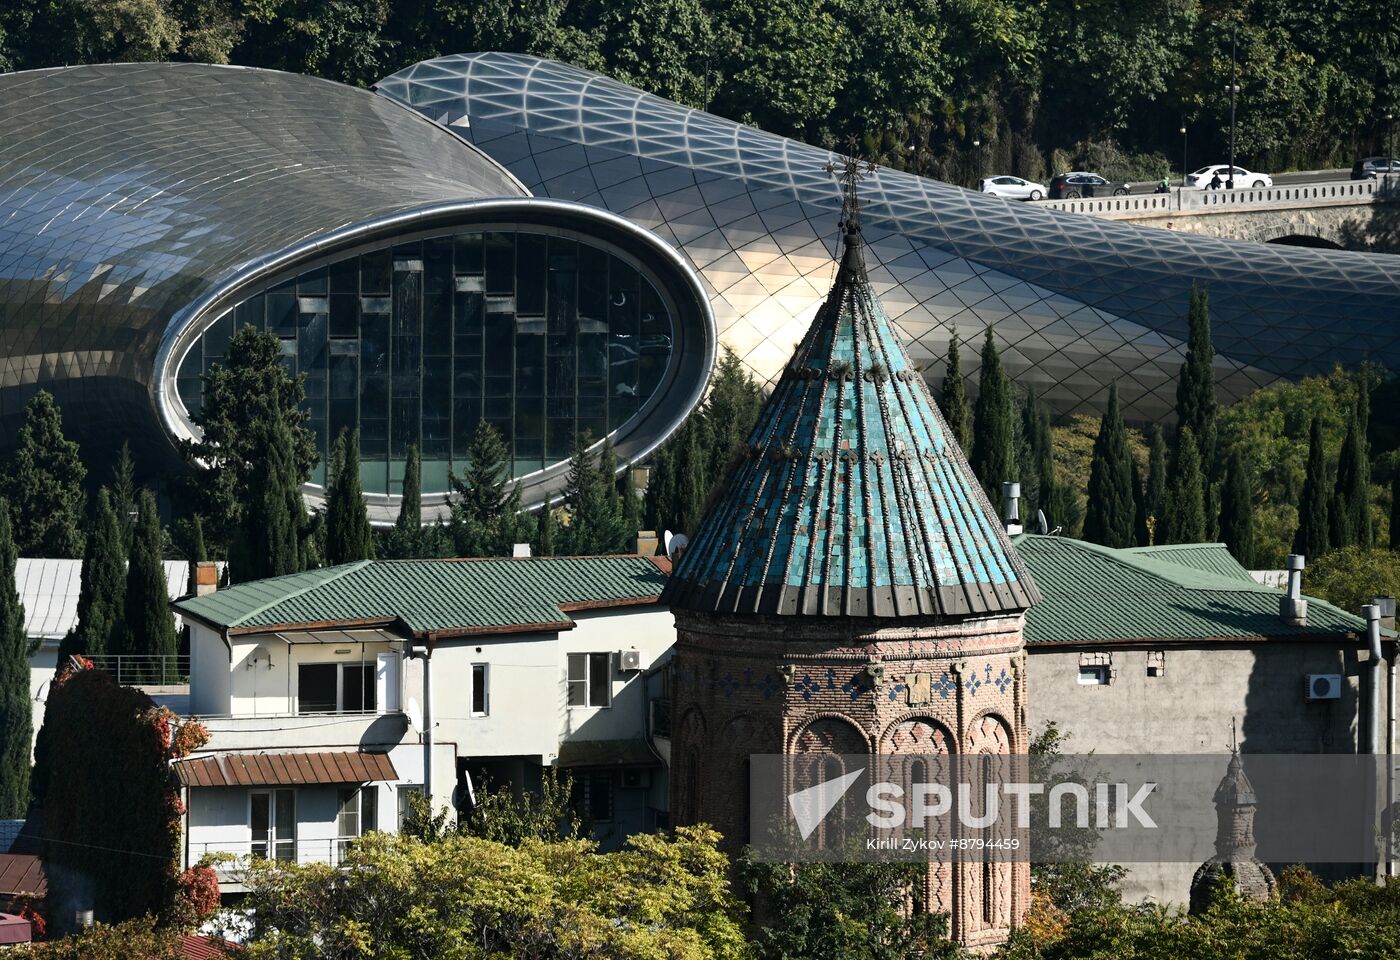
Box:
[86, 654, 190, 686]
[188, 837, 363, 869]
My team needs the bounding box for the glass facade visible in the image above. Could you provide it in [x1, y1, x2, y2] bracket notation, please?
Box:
[175, 230, 675, 494]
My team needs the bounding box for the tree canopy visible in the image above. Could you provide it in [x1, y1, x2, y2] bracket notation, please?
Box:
[4, 391, 86, 559]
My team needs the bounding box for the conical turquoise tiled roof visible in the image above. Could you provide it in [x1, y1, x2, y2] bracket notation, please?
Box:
[661, 220, 1039, 618]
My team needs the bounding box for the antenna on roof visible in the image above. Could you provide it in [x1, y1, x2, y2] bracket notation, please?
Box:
[664, 530, 689, 561]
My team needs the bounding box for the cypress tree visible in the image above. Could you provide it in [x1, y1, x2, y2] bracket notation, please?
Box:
[622, 462, 643, 537]
[232, 408, 303, 582]
[1293, 417, 1330, 559]
[675, 418, 708, 534]
[534, 503, 556, 557]
[450, 421, 515, 556]
[703, 347, 763, 481]
[120, 491, 178, 677]
[971, 328, 1017, 500]
[939, 331, 972, 452]
[396, 443, 422, 535]
[1137, 424, 1168, 546]
[643, 445, 677, 534]
[325, 429, 374, 565]
[562, 433, 625, 555]
[1391, 472, 1400, 551]
[1355, 375, 1373, 548]
[1330, 408, 1365, 550]
[183, 514, 207, 597]
[1176, 286, 1219, 535]
[1220, 447, 1257, 567]
[4, 391, 86, 558]
[1162, 426, 1206, 544]
[1082, 384, 1136, 548]
[60, 489, 125, 661]
[111, 442, 136, 550]
[0, 504, 28, 817]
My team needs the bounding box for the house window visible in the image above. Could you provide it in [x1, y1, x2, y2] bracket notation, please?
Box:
[1078, 665, 1109, 686]
[567, 653, 612, 707]
[1146, 651, 1166, 678]
[471, 663, 489, 716]
[572, 774, 614, 823]
[298, 662, 377, 714]
[250, 789, 296, 861]
[336, 787, 378, 860]
[397, 785, 423, 831]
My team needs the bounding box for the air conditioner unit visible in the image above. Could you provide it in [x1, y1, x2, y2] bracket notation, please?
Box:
[1305, 674, 1342, 701]
[618, 649, 643, 672]
[622, 769, 652, 790]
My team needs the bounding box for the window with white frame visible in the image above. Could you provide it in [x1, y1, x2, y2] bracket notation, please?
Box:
[1077, 664, 1110, 685]
[397, 785, 423, 831]
[567, 653, 612, 707]
[336, 786, 378, 860]
[250, 788, 296, 861]
[471, 663, 489, 716]
[298, 662, 377, 714]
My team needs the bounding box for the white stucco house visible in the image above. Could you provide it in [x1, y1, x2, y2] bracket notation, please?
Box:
[171, 554, 675, 882]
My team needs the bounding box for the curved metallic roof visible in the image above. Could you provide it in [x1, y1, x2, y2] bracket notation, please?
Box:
[378, 53, 1400, 422]
[663, 221, 1037, 618]
[0, 61, 524, 459]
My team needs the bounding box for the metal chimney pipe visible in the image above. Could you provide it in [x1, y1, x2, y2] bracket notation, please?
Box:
[1280, 554, 1308, 625]
[1001, 481, 1023, 536]
[1363, 605, 1381, 758]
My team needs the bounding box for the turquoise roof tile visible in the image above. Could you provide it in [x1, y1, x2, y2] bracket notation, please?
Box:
[662, 218, 1038, 618]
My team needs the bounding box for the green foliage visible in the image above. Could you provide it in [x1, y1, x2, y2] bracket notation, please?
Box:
[1137, 424, 1168, 546]
[449, 420, 534, 557]
[1329, 393, 1373, 551]
[230, 405, 305, 583]
[117, 491, 178, 668]
[1162, 425, 1205, 544]
[939, 331, 972, 452]
[235, 826, 751, 960]
[1082, 384, 1135, 548]
[738, 855, 959, 960]
[704, 348, 764, 481]
[1220, 447, 1257, 568]
[1303, 546, 1400, 614]
[560, 433, 628, 555]
[324, 428, 374, 565]
[1004, 867, 1400, 960]
[673, 416, 710, 535]
[0, 504, 29, 817]
[35, 670, 186, 931]
[12, 917, 189, 959]
[1294, 417, 1331, 560]
[395, 440, 422, 533]
[4, 391, 86, 559]
[460, 770, 583, 846]
[61, 489, 125, 660]
[972, 328, 1017, 500]
[1176, 286, 1218, 535]
[177, 513, 208, 597]
[111, 441, 136, 550]
[182, 325, 316, 552]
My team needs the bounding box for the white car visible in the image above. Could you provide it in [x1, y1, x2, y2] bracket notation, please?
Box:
[978, 175, 1047, 201]
[1184, 165, 1273, 189]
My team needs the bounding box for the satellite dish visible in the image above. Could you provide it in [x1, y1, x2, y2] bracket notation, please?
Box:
[1035, 509, 1049, 535]
[406, 697, 423, 734]
[611, 291, 627, 306]
[664, 531, 689, 559]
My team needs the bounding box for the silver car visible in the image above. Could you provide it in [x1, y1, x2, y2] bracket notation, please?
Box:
[978, 175, 1047, 201]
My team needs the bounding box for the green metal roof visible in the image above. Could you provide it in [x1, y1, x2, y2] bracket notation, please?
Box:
[1014, 535, 1372, 646]
[173, 556, 669, 636]
[1122, 542, 1256, 583]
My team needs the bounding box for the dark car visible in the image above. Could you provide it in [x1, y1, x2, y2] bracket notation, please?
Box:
[1352, 156, 1400, 179]
[1047, 172, 1131, 199]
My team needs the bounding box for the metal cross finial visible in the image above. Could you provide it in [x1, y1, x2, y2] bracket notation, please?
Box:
[823, 139, 877, 230]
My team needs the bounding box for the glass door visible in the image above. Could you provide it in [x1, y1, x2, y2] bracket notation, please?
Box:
[251, 789, 296, 861]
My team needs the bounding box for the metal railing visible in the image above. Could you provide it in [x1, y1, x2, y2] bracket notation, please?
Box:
[188, 838, 360, 868]
[86, 654, 190, 686]
[1037, 177, 1395, 216]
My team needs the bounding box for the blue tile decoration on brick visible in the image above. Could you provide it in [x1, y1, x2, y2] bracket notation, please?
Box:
[933, 672, 957, 699]
[795, 674, 820, 702]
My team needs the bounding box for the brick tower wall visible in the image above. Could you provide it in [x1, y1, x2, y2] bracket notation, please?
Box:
[669, 609, 1031, 949]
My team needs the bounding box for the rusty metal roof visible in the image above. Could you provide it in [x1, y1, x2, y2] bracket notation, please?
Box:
[174, 751, 397, 787]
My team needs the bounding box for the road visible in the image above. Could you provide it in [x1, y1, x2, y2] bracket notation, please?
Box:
[1117, 167, 1351, 195]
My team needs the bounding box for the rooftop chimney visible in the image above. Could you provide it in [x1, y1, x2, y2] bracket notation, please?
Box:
[633, 530, 660, 556]
[1279, 554, 1307, 625]
[1002, 482, 1023, 536]
[194, 561, 218, 597]
[512, 543, 532, 558]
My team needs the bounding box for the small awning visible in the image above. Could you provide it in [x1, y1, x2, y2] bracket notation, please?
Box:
[555, 739, 659, 769]
[273, 628, 405, 645]
[175, 750, 397, 787]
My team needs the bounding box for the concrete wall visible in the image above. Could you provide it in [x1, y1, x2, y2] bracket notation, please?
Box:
[27, 646, 56, 761]
[1026, 641, 1387, 906]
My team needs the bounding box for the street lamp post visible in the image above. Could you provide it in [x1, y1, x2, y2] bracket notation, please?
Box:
[1180, 124, 1188, 187]
[1225, 22, 1239, 190]
[972, 137, 982, 186]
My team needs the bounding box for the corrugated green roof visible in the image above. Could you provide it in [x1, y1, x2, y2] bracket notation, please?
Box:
[1014, 535, 1372, 645]
[1122, 542, 1256, 583]
[173, 556, 668, 635]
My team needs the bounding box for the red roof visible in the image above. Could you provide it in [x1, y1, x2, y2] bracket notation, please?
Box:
[174, 750, 397, 787]
[0, 854, 45, 898]
[179, 934, 237, 958]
